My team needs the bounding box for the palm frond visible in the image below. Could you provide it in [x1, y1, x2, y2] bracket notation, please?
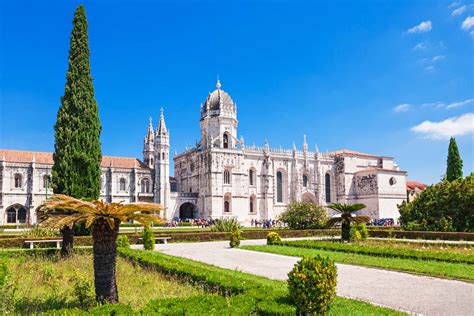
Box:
[326, 217, 342, 227]
[351, 216, 371, 224]
[327, 202, 366, 214]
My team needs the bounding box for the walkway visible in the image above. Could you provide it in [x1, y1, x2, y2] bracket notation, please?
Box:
[140, 239, 474, 315]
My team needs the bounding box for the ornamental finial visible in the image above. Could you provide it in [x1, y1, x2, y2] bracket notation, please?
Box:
[216, 79, 221, 89]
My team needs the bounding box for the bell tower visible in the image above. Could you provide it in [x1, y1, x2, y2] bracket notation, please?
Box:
[143, 116, 155, 168]
[154, 108, 171, 217]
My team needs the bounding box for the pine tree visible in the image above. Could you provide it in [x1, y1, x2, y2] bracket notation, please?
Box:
[446, 137, 463, 182]
[52, 5, 102, 256]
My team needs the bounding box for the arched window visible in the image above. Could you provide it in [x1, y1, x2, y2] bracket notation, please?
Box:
[276, 171, 283, 203]
[223, 133, 229, 149]
[389, 177, 397, 186]
[224, 170, 231, 184]
[14, 174, 22, 188]
[119, 178, 126, 191]
[150, 157, 154, 165]
[249, 195, 256, 213]
[43, 175, 50, 189]
[303, 174, 308, 188]
[141, 178, 150, 193]
[162, 152, 165, 160]
[17, 207, 27, 224]
[325, 173, 331, 203]
[5, 205, 28, 224]
[249, 169, 255, 186]
[224, 193, 232, 213]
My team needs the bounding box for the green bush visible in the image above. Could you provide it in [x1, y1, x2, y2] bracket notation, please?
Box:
[399, 174, 474, 232]
[229, 224, 241, 248]
[267, 232, 282, 245]
[142, 226, 155, 250]
[0, 262, 17, 313]
[350, 223, 368, 241]
[116, 235, 130, 249]
[72, 274, 95, 308]
[21, 226, 59, 238]
[287, 255, 337, 315]
[279, 202, 328, 230]
[210, 217, 241, 232]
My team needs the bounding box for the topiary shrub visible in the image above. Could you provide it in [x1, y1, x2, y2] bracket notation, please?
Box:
[229, 224, 241, 248]
[287, 255, 337, 315]
[350, 223, 368, 242]
[266, 232, 282, 245]
[279, 202, 328, 230]
[142, 226, 155, 250]
[116, 235, 130, 249]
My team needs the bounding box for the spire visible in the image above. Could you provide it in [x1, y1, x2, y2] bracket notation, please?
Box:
[292, 141, 297, 151]
[216, 79, 221, 90]
[303, 134, 308, 152]
[145, 115, 154, 142]
[156, 107, 168, 136]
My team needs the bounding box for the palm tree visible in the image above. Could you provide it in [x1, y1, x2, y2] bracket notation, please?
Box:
[38, 194, 163, 304]
[326, 203, 370, 242]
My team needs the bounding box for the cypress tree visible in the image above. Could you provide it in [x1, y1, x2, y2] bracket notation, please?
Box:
[52, 5, 102, 256]
[446, 137, 463, 182]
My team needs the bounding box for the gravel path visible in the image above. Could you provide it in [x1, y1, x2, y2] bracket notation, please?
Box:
[137, 239, 474, 315]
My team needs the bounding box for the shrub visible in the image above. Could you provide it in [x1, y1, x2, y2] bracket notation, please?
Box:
[0, 262, 17, 313]
[229, 225, 241, 248]
[210, 217, 241, 232]
[279, 202, 328, 230]
[267, 232, 282, 245]
[142, 226, 155, 250]
[72, 274, 95, 308]
[287, 255, 337, 315]
[399, 174, 473, 232]
[21, 225, 59, 238]
[350, 223, 368, 242]
[116, 235, 130, 249]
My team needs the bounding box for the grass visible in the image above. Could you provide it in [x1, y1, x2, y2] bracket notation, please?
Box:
[3, 253, 203, 313]
[272, 239, 474, 264]
[241, 245, 474, 282]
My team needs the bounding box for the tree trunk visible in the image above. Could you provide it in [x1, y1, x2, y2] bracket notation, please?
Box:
[341, 221, 350, 242]
[60, 225, 74, 257]
[92, 218, 120, 304]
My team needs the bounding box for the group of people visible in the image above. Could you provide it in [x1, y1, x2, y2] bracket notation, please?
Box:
[250, 219, 282, 229]
[163, 218, 214, 228]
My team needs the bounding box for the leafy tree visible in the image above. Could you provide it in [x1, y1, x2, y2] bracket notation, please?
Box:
[142, 226, 155, 250]
[39, 194, 163, 303]
[52, 5, 102, 257]
[446, 137, 463, 181]
[326, 203, 369, 242]
[399, 174, 473, 232]
[279, 202, 328, 230]
[229, 224, 241, 248]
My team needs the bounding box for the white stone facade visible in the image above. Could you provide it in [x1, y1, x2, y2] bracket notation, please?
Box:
[0, 80, 407, 225]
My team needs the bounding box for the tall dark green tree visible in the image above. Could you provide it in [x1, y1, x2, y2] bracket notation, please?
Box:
[52, 5, 102, 257]
[446, 137, 463, 182]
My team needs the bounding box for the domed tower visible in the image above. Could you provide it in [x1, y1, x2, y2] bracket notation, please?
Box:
[200, 80, 238, 149]
[143, 116, 155, 168]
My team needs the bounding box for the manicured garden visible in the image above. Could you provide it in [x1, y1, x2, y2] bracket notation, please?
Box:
[242, 239, 474, 282]
[0, 248, 405, 315]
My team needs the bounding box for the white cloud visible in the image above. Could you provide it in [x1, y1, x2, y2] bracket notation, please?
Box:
[407, 21, 432, 33]
[449, 1, 461, 9]
[422, 102, 446, 109]
[461, 16, 474, 30]
[411, 113, 474, 139]
[446, 98, 474, 109]
[413, 42, 427, 50]
[452, 5, 466, 16]
[432, 55, 445, 62]
[424, 65, 435, 72]
[393, 104, 410, 113]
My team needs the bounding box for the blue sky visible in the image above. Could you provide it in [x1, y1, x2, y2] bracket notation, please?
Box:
[0, 0, 473, 184]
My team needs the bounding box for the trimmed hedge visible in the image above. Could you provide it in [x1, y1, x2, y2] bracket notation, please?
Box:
[368, 230, 474, 241]
[274, 240, 474, 264]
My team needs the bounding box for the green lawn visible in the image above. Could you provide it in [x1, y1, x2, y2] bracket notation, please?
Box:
[241, 245, 474, 282]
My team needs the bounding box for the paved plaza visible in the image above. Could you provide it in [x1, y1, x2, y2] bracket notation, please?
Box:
[133, 239, 474, 315]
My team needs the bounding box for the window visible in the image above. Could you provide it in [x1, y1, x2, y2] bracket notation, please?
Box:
[150, 157, 154, 165]
[249, 195, 256, 213]
[14, 174, 22, 188]
[249, 169, 255, 186]
[224, 201, 230, 212]
[276, 171, 283, 203]
[162, 152, 165, 160]
[224, 170, 231, 184]
[389, 177, 397, 186]
[119, 178, 126, 191]
[141, 178, 150, 193]
[43, 175, 50, 189]
[325, 173, 331, 203]
[224, 193, 232, 213]
[223, 133, 229, 149]
[303, 174, 308, 188]
[17, 208, 27, 224]
[6, 208, 16, 223]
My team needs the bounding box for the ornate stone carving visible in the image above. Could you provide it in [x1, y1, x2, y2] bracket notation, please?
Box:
[356, 174, 377, 195]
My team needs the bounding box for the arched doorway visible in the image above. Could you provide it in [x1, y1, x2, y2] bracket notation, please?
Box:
[5, 204, 29, 224]
[179, 202, 196, 220]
